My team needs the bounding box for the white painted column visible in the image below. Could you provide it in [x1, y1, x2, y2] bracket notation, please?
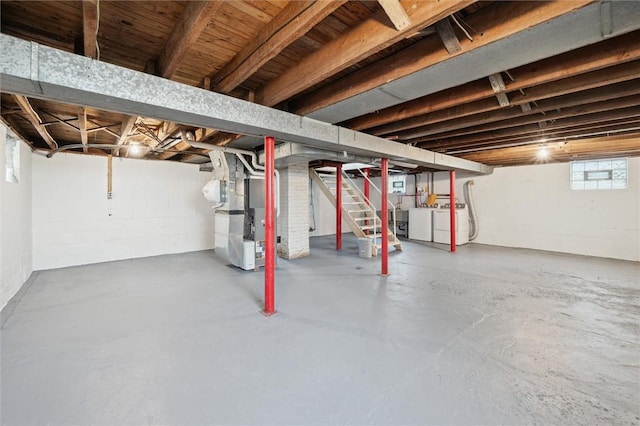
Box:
[277, 163, 310, 259]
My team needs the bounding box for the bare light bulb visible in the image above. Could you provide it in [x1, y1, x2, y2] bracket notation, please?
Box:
[537, 146, 549, 160]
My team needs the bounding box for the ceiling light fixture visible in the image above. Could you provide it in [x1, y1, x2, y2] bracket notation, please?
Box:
[128, 143, 148, 157]
[537, 146, 549, 160]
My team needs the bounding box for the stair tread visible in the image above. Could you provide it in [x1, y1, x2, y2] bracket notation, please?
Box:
[312, 169, 401, 248]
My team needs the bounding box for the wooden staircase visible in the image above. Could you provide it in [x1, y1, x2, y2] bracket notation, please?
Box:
[310, 168, 402, 256]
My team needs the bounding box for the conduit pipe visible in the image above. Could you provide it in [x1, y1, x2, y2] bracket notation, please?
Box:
[463, 180, 479, 241]
[44, 143, 210, 159]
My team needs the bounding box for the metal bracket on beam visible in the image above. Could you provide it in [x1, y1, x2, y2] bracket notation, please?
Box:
[435, 17, 462, 55]
[520, 102, 532, 113]
[489, 73, 510, 107]
[601, 1, 613, 38]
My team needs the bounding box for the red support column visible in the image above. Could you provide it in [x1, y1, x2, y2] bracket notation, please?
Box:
[381, 159, 389, 276]
[364, 168, 370, 202]
[449, 170, 456, 253]
[336, 163, 342, 250]
[262, 136, 276, 316]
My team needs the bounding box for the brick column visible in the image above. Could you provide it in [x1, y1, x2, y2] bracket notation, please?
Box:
[277, 163, 310, 259]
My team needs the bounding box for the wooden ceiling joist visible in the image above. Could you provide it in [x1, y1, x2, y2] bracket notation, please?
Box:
[82, 0, 98, 59]
[422, 107, 640, 151]
[419, 95, 640, 143]
[447, 119, 640, 155]
[377, 0, 411, 31]
[115, 116, 137, 156]
[460, 135, 640, 166]
[256, 0, 476, 107]
[290, 0, 593, 116]
[157, 1, 224, 79]
[372, 61, 640, 138]
[405, 81, 640, 144]
[211, 0, 346, 94]
[12, 95, 57, 149]
[343, 30, 640, 131]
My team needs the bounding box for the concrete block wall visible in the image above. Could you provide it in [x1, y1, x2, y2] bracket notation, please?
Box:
[314, 160, 639, 262]
[277, 163, 310, 259]
[32, 153, 215, 270]
[441, 159, 640, 262]
[0, 124, 33, 311]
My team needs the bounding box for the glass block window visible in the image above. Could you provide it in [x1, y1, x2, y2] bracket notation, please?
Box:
[570, 158, 627, 190]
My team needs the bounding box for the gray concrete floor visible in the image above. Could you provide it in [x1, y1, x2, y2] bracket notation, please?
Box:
[2, 235, 639, 425]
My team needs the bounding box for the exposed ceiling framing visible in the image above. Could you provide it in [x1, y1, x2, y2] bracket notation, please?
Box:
[1, 0, 639, 170]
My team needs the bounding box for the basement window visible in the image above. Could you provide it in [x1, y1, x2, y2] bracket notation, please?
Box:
[5, 133, 20, 183]
[570, 158, 627, 190]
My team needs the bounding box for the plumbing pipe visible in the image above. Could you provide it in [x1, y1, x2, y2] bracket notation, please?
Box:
[464, 180, 479, 241]
[336, 163, 342, 251]
[236, 153, 279, 218]
[450, 170, 456, 253]
[191, 142, 279, 217]
[263, 136, 276, 316]
[381, 158, 389, 276]
[189, 142, 263, 171]
[44, 143, 210, 159]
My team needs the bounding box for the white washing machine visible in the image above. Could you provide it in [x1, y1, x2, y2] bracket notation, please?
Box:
[408, 208, 438, 242]
[433, 207, 469, 245]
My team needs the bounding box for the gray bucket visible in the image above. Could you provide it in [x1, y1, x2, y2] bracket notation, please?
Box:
[358, 238, 372, 258]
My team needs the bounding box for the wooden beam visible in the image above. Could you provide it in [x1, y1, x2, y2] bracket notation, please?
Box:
[82, 0, 98, 59]
[291, 1, 593, 116]
[212, 0, 346, 93]
[405, 81, 640, 143]
[78, 107, 88, 153]
[377, 0, 411, 31]
[459, 134, 640, 166]
[373, 61, 640, 138]
[256, 0, 475, 107]
[447, 119, 640, 154]
[156, 121, 183, 142]
[157, 128, 239, 161]
[12, 95, 57, 149]
[435, 17, 461, 54]
[157, 1, 224, 79]
[422, 107, 640, 151]
[115, 115, 137, 157]
[419, 94, 640, 143]
[342, 30, 640, 131]
[117, 116, 137, 145]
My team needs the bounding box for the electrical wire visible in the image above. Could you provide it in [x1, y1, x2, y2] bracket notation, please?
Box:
[450, 14, 473, 42]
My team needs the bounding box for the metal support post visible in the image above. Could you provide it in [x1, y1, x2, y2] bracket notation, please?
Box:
[262, 136, 276, 315]
[381, 159, 389, 276]
[336, 163, 342, 250]
[450, 170, 457, 253]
